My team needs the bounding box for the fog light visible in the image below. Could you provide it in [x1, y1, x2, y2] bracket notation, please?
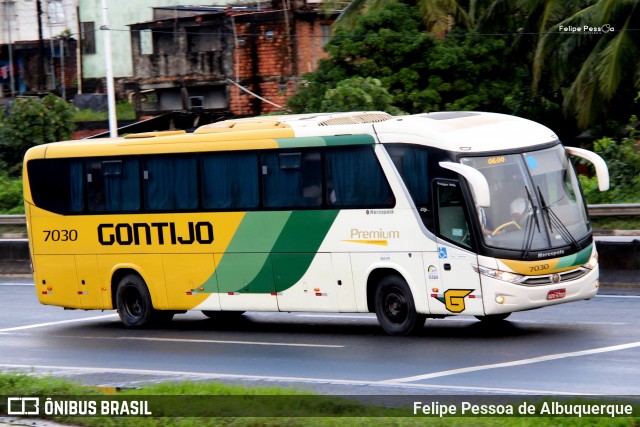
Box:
[595, 280, 600, 288]
[496, 295, 505, 304]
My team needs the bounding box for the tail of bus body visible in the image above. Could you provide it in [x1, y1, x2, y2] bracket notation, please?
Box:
[22, 111, 609, 335]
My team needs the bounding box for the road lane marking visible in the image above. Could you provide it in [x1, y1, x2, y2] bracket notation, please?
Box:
[383, 341, 640, 383]
[0, 363, 593, 396]
[50, 335, 343, 348]
[129, 337, 343, 348]
[0, 314, 118, 333]
[596, 295, 640, 299]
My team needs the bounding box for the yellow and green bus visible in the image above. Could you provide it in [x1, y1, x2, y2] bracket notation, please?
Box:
[23, 111, 609, 335]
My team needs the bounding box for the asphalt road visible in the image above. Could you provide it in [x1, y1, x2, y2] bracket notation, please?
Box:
[1, 276, 639, 397]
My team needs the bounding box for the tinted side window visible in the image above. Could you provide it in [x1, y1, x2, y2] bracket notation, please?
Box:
[386, 144, 433, 230]
[326, 146, 394, 208]
[201, 151, 259, 210]
[262, 150, 322, 209]
[87, 158, 140, 213]
[143, 156, 197, 211]
[436, 181, 472, 249]
[27, 159, 84, 214]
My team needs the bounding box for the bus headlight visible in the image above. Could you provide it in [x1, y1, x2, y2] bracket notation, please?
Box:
[582, 252, 598, 270]
[473, 265, 524, 283]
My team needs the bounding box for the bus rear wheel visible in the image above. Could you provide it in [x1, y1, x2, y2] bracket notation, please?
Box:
[374, 275, 425, 336]
[116, 274, 173, 327]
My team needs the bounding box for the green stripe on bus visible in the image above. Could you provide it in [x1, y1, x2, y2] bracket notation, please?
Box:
[212, 210, 339, 294]
[208, 212, 291, 294]
[276, 134, 375, 148]
[556, 244, 592, 270]
[270, 210, 339, 292]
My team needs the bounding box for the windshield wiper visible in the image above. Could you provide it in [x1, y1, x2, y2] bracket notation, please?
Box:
[537, 186, 580, 250]
[522, 186, 541, 258]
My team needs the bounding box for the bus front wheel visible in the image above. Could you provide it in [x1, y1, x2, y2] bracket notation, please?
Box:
[374, 275, 425, 336]
[116, 274, 172, 327]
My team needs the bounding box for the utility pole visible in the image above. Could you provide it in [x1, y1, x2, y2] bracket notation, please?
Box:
[100, 0, 118, 137]
[4, 1, 16, 97]
[36, 0, 46, 91]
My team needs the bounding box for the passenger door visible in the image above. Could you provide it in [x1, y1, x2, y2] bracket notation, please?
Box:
[431, 180, 483, 316]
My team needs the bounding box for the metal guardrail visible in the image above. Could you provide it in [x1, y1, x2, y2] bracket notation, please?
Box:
[1, 204, 640, 225]
[0, 215, 26, 225]
[587, 204, 640, 217]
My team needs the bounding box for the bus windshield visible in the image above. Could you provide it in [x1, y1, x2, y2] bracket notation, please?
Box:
[461, 145, 590, 252]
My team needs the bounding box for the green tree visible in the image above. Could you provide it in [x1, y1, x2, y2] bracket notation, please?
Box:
[332, 0, 491, 34]
[0, 94, 76, 176]
[288, 0, 433, 113]
[0, 173, 23, 214]
[579, 114, 640, 203]
[289, 1, 524, 117]
[320, 77, 403, 113]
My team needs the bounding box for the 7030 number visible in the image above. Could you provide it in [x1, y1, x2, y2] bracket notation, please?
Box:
[529, 263, 550, 273]
[43, 229, 78, 242]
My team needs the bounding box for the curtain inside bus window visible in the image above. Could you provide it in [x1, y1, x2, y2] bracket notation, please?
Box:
[104, 159, 139, 211]
[260, 150, 322, 209]
[386, 145, 429, 205]
[386, 144, 434, 230]
[326, 146, 394, 208]
[144, 156, 197, 210]
[88, 158, 140, 212]
[68, 160, 84, 213]
[201, 152, 259, 209]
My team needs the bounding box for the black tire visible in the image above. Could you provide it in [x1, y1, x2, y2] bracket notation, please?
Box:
[475, 313, 511, 323]
[116, 274, 172, 328]
[202, 310, 245, 319]
[374, 275, 425, 336]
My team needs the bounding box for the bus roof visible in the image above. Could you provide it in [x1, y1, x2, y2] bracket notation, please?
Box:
[370, 112, 559, 152]
[24, 111, 558, 161]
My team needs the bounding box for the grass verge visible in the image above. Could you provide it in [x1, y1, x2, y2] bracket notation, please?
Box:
[72, 102, 136, 122]
[0, 372, 638, 426]
[591, 216, 640, 231]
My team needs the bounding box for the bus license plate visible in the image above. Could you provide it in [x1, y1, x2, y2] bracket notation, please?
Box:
[547, 289, 566, 300]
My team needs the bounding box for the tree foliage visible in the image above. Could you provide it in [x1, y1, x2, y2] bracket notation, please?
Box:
[0, 173, 23, 214]
[288, 0, 532, 118]
[580, 114, 640, 204]
[0, 94, 76, 177]
[532, 0, 640, 130]
[320, 77, 403, 113]
[319, 0, 640, 135]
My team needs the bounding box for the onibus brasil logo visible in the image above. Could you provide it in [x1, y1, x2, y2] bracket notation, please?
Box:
[6, 396, 152, 416]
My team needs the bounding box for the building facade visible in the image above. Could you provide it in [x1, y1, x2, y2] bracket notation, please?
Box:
[0, 0, 78, 97]
[129, 1, 335, 117]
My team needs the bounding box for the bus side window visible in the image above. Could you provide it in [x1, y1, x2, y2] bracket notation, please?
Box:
[325, 146, 394, 208]
[27, 158, 84, 214]
[262, 150, 322, 209]
[87, 158, 140, 213]
[436, 181, 472, 249]
[385, 144, 433, 231]
[143, 156, 197, 211]
[201, 151, 259, 210]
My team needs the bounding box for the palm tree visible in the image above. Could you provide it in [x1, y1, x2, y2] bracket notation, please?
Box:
[532, 0, 640, 129]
